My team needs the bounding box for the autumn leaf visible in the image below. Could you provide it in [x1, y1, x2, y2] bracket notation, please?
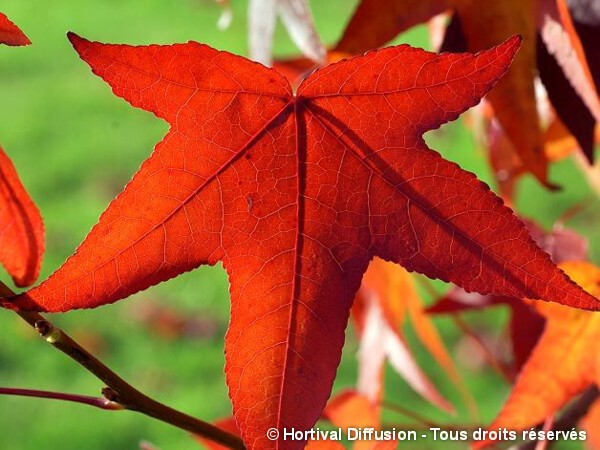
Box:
[4, 33, 599, 450]
[476, 260, 600, 448]
[0, 147, 44, 287]
[337, 0, 600, 185]
[0, 12, 30, 46]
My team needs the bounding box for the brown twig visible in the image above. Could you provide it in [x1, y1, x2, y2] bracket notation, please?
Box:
[0, 281, 245, 450]
[381, 400, 439, 428]
[0, 386, 124, 410]
[452, 315, 513, 383]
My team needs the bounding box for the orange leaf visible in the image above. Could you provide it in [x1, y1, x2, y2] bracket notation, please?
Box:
[581, 398, 600, 450]
[323, 390, 379, 450]
[478, 261, 600, 448]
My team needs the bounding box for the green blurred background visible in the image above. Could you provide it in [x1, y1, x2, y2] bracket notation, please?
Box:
[0, 1, 597, 449]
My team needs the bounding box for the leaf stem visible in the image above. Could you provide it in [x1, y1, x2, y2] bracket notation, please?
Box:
[381, 400, 438, 428]
[0, 386, 123, 410]
[0, 281, 245, 450]
[451, 315, 513, 383]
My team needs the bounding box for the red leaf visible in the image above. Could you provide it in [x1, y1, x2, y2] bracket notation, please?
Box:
[0, 12, 30, 46]
[0, 147, 44, 287]
[6, 34, 599, 450]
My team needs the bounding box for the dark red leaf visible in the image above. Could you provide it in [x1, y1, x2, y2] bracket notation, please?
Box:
[567, 0, 600, 88]
[537, 0, 600, 163]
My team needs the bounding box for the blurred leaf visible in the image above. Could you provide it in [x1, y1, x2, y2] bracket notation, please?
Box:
[355, 258, 457, 412]
[323, 390, 379, 450]
[477, 261, 600, 448]
[248, 0, 325, 65]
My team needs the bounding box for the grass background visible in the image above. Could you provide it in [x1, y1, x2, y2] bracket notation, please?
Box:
[0, 1, 597, 449]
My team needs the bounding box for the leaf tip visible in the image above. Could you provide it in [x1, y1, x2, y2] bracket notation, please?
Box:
[503, 34, 523, 57]
[15, 35, 31, 46]
[0, 12, 31, 46]
[67, 31, 89, 52]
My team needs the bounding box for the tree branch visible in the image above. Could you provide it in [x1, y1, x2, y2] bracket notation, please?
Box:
[0, 281, 245, 450]
[0, 386, 124, 410]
